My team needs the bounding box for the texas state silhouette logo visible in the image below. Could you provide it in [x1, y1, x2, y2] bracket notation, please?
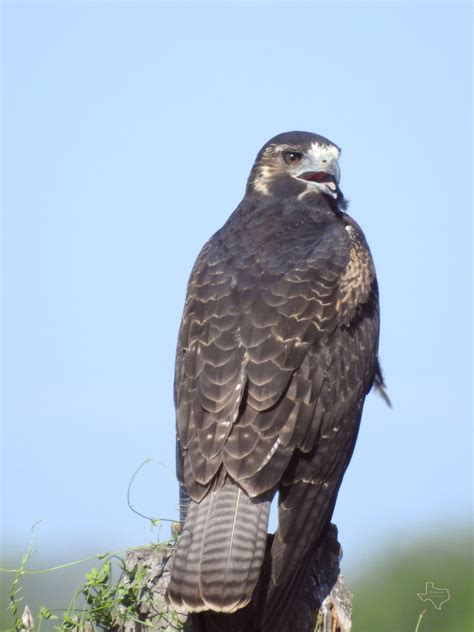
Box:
[417, 581, 451, 610]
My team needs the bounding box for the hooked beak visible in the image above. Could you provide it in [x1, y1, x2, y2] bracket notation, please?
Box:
[296, 156, 341, 199]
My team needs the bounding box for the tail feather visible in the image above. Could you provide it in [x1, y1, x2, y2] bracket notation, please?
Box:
[374, 360, 391, 407]
[242, 483, 336, 632]
[167, 480, 271, 613]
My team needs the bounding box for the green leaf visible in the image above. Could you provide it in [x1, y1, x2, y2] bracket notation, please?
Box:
[39, 606, 59, 620]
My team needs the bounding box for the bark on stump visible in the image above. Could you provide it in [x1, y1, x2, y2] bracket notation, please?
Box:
[19, 524, 352, 631]
[112, 523, 352, 632]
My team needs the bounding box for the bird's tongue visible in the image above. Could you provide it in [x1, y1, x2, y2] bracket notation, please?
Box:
[298, 171, 338, 192]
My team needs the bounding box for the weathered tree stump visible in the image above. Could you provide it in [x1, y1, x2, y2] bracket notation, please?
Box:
[19, 524, 352, 631]
[115, 523, 352, 632]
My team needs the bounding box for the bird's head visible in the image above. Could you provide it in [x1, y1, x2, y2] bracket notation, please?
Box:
[247, 131, 345, 208]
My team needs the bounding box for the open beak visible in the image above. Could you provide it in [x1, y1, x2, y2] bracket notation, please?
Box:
[297, 156, 341, 198]
[298, 158, 341, 186]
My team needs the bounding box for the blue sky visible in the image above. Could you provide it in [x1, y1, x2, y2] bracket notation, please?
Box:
[1, 0, 472, 585]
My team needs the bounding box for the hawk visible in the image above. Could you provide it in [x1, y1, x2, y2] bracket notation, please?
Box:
[166, 131, 386, 630]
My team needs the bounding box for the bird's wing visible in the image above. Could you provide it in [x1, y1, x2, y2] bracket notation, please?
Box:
[173, 212, 379, 621]
[175, 218, 376, 500]
[257, 222, 380, 631]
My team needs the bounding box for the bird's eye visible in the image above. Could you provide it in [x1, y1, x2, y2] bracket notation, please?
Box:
[283, 151, 303, 166]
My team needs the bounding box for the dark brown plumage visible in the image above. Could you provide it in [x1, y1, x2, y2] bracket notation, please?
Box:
[166, 131, 385, 630]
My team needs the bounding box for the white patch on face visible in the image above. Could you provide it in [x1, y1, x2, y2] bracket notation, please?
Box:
[253, 165, 273, 195]
[309, 142, 341, 163]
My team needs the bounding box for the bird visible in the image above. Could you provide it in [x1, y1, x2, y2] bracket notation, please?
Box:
[166, 131, 387, 630]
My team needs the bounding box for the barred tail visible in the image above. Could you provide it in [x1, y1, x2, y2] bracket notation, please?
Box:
[166, 480, 271, 613]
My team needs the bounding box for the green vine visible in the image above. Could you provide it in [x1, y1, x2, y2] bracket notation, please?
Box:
[6, 522, 40, 631]
[2, 542, 182, 632]
[1, 460, 183, 632]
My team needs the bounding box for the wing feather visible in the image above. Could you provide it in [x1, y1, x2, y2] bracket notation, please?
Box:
[172, 202, 381, 616]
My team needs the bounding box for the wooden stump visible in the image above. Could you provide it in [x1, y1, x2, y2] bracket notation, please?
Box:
[19, 524, 352, 631]
[112, 523, 352, 632]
